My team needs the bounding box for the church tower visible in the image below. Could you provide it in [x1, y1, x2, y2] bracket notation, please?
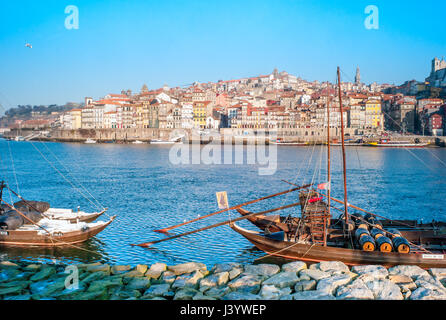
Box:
[355, 67, 361, 85]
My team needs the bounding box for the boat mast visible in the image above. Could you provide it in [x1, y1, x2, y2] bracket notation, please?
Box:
[0, 181, 5, 214]
[326, 83, 331, 245]
[336, 67, 349, 226]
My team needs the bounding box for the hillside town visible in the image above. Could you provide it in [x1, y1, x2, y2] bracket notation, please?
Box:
[3, 58, 446, 138]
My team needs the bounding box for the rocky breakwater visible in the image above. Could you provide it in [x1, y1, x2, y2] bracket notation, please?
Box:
[1, 260, 446, 300]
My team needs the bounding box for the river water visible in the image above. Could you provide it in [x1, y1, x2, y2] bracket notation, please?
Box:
[0, 139, 445, 267]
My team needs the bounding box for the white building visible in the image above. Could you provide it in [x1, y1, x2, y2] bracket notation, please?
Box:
[181, 104, 194, 129]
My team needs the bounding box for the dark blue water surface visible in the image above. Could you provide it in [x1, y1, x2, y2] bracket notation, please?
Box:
[0, 139, 445, 267]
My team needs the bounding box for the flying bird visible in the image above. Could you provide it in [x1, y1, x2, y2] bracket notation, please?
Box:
[25, 43, 32, 49]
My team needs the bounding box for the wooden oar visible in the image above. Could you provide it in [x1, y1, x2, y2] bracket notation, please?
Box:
[132, 201, 302, 247]
[153, 183, 312, 233]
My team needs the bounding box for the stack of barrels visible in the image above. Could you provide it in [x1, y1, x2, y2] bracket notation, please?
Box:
[351, 213, 411, 253]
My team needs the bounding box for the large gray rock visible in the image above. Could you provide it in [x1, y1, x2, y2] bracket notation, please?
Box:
[365, 279, 404, 300]
[317, 274, 352, 295]
[126, 278, 151, 291]
[160, 271, 177, 284]
[260, 285, 291, 300]
[110, 265, 131, 275]
[262, 272, 299, 289]
[243, 264, 280, 278]
[168, 262, 207, 276]
[30, 266, 56, 282]
[174, 288, 200, 300]
[0, 268, 21, 282]
[388, 265, 429, 280]
[410, 287, 446, 300]
[142, 284, 171, 298]
[316, 261, 350, 274]
[429, 268, 446, 280]
[294, 280, 317, 291]
[211, 263, 243, 274]
[336, 279, 374, 300]
[227, 274, 263, 294]
[351, 265, 388, 279]
[299, 269, 330, 281]
[200, 272, 229, 288]
[0, 286, 25, 296]
[86, 264, 110, 275]
[291, 290, 335, 300]
[29, 277, 66, 297]
[172, 271, 205, 289]
[281, 261, 307, 273]
[88, 278, 122, 292]
[192, 292, 217, 300]
[0, 261, 19, 268]
[222, 291, 261, 300]
[204, 286, 231, 299]
[388, 275, 413, 284]
[414, 279, 446, 293]
[145, 263, 167, 279]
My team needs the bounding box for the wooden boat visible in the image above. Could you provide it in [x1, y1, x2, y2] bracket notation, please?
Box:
[365, 138, 428, 148]
[84, 138, 97, 144]
[150, 139, 175, 144]
[0, 144, 114, 247]
[236, 208, 446, 249]
[229, 67, 446, 268]
[269, 139, 307, 146]
[229, 223, 446, 268]
[0, 216, 115, 247]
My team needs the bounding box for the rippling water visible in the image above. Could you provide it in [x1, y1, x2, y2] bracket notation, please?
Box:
[0, 139, 445, 267]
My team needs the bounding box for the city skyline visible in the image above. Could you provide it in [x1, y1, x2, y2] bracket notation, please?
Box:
[0, 0, 445, 107]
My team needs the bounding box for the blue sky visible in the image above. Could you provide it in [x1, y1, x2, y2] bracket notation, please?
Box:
[0, 0, 445, 107]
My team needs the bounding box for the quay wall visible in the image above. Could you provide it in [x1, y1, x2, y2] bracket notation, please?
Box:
[2, 128, 445, 146]
[0, 259, 445, 300]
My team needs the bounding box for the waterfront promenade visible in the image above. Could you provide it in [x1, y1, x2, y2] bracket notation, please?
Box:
[1, 259, 446, 300]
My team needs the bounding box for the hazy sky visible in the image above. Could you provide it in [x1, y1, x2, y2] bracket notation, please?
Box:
[0, 0, 445, 108]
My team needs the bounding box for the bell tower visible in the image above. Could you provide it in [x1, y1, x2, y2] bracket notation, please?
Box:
[355, 67, 360, 85]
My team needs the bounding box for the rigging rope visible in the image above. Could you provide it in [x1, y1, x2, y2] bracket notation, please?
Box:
[36, 138, 106, 210]
[28, 141, 104, 211]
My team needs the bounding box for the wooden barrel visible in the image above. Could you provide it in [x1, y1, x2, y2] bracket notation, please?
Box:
[359, 235, 375, 251]
[387, 228, 402, 239]
[370, 228, 385, 239]
[376, 236, 393, 252]
[355, 228, 370, 239]
[357, 223, 369, 231]
[368, 218, 383, 229]
[392, 237, 410, 253]
[351, 213, 363, 226]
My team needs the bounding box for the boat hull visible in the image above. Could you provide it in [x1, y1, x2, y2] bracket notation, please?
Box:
[365, 143, 428, 148]
[230, 223, 446, 268]
[0, 217, 114, 247]
[236, 208, 446, 244]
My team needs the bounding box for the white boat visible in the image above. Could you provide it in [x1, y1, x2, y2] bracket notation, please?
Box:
[150, 136, 183, 144]
[365, 139, 428, 148]
[270, 139, 307, 146]
[14, 136, 24, 141]
[84, 138, 97, 144]
[132, 140, 145, 144]
[150, 139, 175, 144]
